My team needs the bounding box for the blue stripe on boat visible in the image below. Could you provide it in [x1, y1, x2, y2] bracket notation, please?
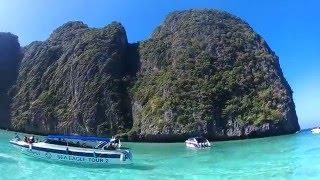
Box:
[11, 142, 121, 158]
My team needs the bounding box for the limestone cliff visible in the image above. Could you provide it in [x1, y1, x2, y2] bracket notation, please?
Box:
[129, 10, 300, 141]
[10, 22, 132, 135]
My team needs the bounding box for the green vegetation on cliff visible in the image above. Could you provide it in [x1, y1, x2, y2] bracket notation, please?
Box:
[130, 10, 299, 140]
[11, 22, 132, 135]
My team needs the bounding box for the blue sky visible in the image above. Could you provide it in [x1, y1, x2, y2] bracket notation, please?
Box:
[0, 0, 319, 129]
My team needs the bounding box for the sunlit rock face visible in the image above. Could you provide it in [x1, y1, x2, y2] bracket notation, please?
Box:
[129, 10, 300, 141]
[10, 22, 133, 136]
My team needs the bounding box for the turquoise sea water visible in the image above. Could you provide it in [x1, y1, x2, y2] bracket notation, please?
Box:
[0, 129, 319, 179]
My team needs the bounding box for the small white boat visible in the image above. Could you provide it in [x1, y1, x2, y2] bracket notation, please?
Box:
[311, 127, 320, 134]
[10, 134, 132, 165]
[185, 137, 211, 148]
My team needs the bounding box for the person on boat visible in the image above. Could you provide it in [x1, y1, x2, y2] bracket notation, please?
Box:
[24, 136, 28, 143]
[28, 136, 35, 144]
[105, 143, 116, 150]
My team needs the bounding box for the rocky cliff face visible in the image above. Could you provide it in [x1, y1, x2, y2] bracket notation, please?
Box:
[129, 10, 300, 141]
[4, 9, 299, 141]
[10, 22, 132, 135]
[0, 33, 21, 128]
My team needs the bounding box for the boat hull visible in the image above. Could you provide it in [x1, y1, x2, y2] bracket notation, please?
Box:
[185, 143, 211, 149]
[185, 137, 211, 149]
[10, 141, 132, 165]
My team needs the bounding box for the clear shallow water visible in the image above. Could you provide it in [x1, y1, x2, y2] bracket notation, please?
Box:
[0, 130, 319, 179]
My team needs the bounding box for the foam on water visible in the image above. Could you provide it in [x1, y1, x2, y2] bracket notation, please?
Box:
[0, 129, 320, 179]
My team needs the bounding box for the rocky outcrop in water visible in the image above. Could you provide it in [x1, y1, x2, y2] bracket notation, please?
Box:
[3, 9, 299, 141]
[0, 33, 21, 128]
[129, 10, 300, 141]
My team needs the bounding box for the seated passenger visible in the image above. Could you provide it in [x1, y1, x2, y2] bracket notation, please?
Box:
[28, 136, 35, 143]
[105, 143, 116, 150]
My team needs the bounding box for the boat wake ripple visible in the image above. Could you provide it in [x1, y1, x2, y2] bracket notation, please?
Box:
[0, 153, 18, 164]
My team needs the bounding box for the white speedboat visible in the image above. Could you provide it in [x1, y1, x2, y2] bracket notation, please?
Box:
[311, 127, 320, 134]
[10, 134, 132, 165]
[185, 137, 211, 148]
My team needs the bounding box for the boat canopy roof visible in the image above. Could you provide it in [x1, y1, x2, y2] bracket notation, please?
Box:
[47, 134, 111, 142]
